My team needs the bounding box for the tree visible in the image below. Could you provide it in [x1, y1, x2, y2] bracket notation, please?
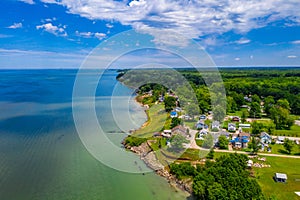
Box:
[241, 110, 249, 123]
[212, 105, 226, 122]
[192, 154, 264, 200]
[251, 94, 261, 104]
[250, 102, 262, 118]
[218, 135, 229, 149]
[249, 137, 260, 154]
[251, 121, 264, 136]
[264, 96, 275, 115]
[185, 103, 200, 117]
[206, 149, 215, 159]
[202, 134, 214, 149]
[170, 117, 182, 128]
[270, 106, 294, 130]
[164, 96, 176, 112]
[277, 99, 290, 110]
[283, 138, 294, 154]
[168, 134, 188, 153]
[226, 96, 238, 113]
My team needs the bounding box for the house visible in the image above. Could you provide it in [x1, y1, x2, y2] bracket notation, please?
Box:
[212, 121, 220, 131]
[219, 130, 230, 139]
[198, 129, 208, 140]
[199, 115, 206, 120]
[231, 132, 250, 148]
[231, 116, 240, 122]
[260, 132, 272, 144]
[158, 96, 164, 102]
[239, 123, 251, 129]
[228, 123, 236, 132]
[175, 107, 182, 112]
[161, 130, 172, 138]
[195, 120, 208, 129]
[274, 173, 287, 183]
[183, 115, 192, 120]
[276, 136, 285, 144]
[172, 125, 187, 136]
[170, 111, 178, 118]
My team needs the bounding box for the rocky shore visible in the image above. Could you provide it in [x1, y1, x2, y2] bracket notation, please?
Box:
[124, 140, 193, 194]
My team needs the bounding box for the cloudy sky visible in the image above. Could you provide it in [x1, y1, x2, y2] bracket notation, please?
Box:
[1, 0, 300, 68]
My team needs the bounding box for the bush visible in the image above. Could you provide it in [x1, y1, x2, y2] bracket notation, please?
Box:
[124, 136, 147, 147]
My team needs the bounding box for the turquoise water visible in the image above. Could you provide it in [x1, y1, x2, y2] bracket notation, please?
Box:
[0, 70, 188, 200]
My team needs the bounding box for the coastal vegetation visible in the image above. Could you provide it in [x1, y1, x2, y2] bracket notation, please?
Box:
[170, 153, 265, 200]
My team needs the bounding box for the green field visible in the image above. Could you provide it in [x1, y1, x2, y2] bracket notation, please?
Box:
[254, 156, 300, 200]
[266, 144, 300, 156]
[273, 125, 300, 137]
[133, 104, 167, 137]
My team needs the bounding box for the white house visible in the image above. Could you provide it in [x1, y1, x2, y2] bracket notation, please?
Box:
[228, 123, 236, 132]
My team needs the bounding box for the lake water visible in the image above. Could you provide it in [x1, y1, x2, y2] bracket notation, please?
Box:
[0, 70, 188, 200]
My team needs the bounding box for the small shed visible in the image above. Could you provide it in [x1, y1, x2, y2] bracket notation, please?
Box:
[274, 173, 287, 183]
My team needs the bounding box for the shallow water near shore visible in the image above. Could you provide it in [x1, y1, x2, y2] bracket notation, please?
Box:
[0, 69, 188, 200]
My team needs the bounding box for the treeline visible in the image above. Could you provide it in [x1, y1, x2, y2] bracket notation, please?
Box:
[170, 153, 265, 200]
[117, 68, 300, 127]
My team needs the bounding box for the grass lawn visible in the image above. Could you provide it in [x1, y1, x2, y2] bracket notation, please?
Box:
[254, 156, 300, 200]
[273, 125, 300, 137]
[133, 104, 167, 138]
[184, 120, 197, 130]
[265, 144, 300, 156]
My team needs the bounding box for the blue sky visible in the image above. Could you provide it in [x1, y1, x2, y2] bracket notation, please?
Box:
[1, 0, 300, 68]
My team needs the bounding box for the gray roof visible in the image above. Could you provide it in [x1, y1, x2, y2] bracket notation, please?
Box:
[275, 173, 287, 179]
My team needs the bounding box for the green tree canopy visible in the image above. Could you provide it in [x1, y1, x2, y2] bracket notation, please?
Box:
[218, 135, 229, 150]
[283, 138, 294, 154]
[164, 96, 177, 112]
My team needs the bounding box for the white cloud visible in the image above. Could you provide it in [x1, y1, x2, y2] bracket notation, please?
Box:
[39, 0, 300, 46]
[235, 38, 251, 44]
[36, 23, 67, 37]
[7, 22, 23, 29]
[19, 0, 35, 4]
[291, 40, 300, 44]
[287, 55, 297, 58]
[106, 23, 113, 29]
[235, 57, 240, 61]
[75, 31, 106, 40]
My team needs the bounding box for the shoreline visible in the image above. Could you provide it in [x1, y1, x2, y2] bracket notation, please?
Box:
[119, 81, 193, 196]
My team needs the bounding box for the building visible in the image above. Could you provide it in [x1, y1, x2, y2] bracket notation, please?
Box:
[170, 111, 178, 118]
[231, 116, 240, 122]
[199, 115, 206, 120]
[260, 132, 272, 144]
[231, 132, 250, 149]
[274, 173, 287, 183]
[212, 121, 220, 131]
[239, 123, 251, 129]
[228, 123, 236, 132]
[195, 120, 208, 129]
[161, 130, 172, 138]
[171, 125, 187, 136]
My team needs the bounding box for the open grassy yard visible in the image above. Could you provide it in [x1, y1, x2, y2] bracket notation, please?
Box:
[254, 156, 300, 200]
[133, 104, 167, 137]
[273, 125, 300, 137]
[265, 144, 300, 156]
